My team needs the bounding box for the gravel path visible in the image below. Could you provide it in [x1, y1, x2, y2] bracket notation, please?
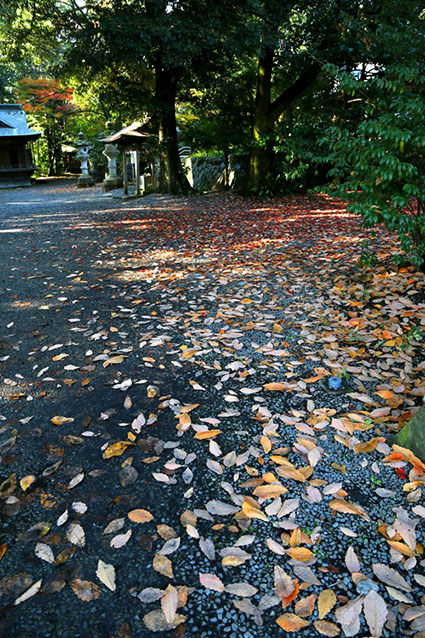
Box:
[0, 178, 424, 638]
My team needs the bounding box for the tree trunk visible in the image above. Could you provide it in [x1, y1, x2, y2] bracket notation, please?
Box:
[248, 49, 274, 192]
[155, 66, 191, 194]
[248, 57, 321, 192]
[46, 127, 55, 177]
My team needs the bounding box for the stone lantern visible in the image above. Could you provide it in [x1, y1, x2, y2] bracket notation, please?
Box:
[102, 141, 123, 191]
[75, 132, 94, 187]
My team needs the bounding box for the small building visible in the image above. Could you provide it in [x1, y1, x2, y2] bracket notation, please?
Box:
[0, 104, 41, 188]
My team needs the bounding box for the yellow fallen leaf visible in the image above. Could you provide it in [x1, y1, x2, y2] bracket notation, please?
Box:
[260, 435, 272, 454]
[194, 430, 222, 440]
[222, 556, 245, 567]
[128, 509, 154, 523]
[103, 441, 133, 459]
[318, 589, 337, 619]
[252, 484, 288, 499]
[103, 355, 126, 368]
[386, 540, 416, 556]
[20, 475, 36, 491]
[354, 437, 385, 453]
[286, 547, 315, 562]
[0, 544, 6, 560]
[51, 416, 74, 426]
[241, 500, 269, 522]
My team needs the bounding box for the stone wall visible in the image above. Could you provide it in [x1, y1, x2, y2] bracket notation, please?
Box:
[184, 154, 249, 191]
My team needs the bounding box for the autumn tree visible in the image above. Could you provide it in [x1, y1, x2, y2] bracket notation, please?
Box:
[16, 77, 76, 176]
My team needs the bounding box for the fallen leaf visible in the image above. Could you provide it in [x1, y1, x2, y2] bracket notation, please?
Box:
[276, 613, 309, 631]
[194, 429, 222, 440]
[51, 416, 74, 426]
[314, 620, 341, 636]
[103, 441, 133, 459]
[66, 522, 85, 547]
[372, 563, 412, 592]
[363, 589, 387, 637]
[96, 560, 116, 591]
[329, 498, 371, 522]
[225, 582, 258, 597]
[70, 579, 101, 601]
[103, 355, 126, 368]
[143, 609, 185, 632]
[161, 584, 179, 624]
[35, 542, 55, 564]
[199, 572, 225, 592]
[153, 554, 173, 579]
[128, 509, 153, 523]
[286, 547, 315, 562]
[14, 580, 42, 606]
[295, 593, 316, 617]
[318, 589, 337, 619]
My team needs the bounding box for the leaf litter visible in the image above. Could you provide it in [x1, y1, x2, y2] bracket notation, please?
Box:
[0, 185, 424, 637]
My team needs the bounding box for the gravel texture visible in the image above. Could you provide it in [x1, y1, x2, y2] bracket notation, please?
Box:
[0, 177, 424, 638]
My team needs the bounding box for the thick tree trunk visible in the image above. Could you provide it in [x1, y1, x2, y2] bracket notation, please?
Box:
[249, 49, 274, 192]
[248, 57, 321, 192]
[155, 66, 191, 195]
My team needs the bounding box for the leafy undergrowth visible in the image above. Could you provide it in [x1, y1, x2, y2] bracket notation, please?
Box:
[0, 184, 424, 638]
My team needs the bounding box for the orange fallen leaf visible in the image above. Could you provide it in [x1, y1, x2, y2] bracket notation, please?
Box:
[286, 547, 315, 562]
[375, 389, 394, 400]
[103, 441, 133, 459]
[194, 430, 222, 440]
[264, 382, 287, 391]
[128, 509, 154, 523]
[51, 416, 74, 426]
[0, 544, 6, 560]
[281, 580, 300, 608]
[260, 435, 272, 453]
[329, 498, 371, 521]
[276, 613, 309, 631]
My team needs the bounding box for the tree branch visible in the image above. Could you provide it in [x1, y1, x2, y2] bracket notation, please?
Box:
[269, 64, 321, 123]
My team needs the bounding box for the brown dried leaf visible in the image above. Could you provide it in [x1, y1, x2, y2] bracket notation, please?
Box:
[314, 620, 341, 636]
[70, 579, 101, 601]
[295, 593, 316, 618]
[329, 499, 371, 522]
[153, 554, 173, 579]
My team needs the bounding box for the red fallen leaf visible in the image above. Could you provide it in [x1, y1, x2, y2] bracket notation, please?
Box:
[395, 468, 407, 479]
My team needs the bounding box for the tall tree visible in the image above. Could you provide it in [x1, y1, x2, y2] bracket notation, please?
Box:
[2, 0, 239, 194]
[17, 77, 76, 175]
[244, 0, 376, 191]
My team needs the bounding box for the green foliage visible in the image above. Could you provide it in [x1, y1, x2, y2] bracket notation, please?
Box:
[325, 3, 425, 269]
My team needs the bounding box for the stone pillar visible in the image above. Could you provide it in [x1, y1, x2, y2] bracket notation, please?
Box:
[134, 149, 141, 196]
[75, 133, 93, 187]
[123, 150, 128, 195]
[102, 142, 123, 191]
